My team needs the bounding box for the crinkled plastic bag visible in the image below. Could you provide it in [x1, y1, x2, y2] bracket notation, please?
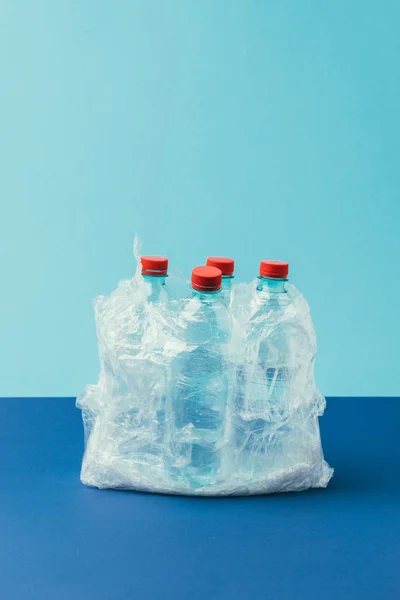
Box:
[77, 242, 332, 495]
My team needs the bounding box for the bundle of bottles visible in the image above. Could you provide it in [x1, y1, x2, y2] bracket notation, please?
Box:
[77, 251, 333, 496]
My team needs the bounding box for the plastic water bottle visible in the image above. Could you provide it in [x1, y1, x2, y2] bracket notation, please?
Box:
[206, 257, 234, 304]
[140, 255, 173, 303]
[117, 256, 173, 466]
[168, 266, 232, 488]
[235, 260, 293, 476]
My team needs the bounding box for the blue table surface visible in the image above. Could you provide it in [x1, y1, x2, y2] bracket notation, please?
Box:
[0, 397, 399, 600]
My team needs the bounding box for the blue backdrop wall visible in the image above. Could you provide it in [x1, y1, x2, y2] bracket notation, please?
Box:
[1, 1, 399, 397]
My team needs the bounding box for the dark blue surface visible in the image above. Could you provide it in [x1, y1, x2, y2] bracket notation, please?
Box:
[0, 398, 399, 600]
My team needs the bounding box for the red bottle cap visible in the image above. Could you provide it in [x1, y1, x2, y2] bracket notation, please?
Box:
[191, 266, 222, 292]
[206, 257, 234, 277]
[141, 256, 168, 276]
[259, 260, 289, 279]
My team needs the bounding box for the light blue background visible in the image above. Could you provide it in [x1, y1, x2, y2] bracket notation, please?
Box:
[1, 1, 399, 397]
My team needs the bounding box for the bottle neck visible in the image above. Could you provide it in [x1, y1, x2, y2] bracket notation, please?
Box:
[221, 276, 233, 292]
[142, 274, 167, 302]
[191, 288, 221, 302]
[257, 276, 287, 294]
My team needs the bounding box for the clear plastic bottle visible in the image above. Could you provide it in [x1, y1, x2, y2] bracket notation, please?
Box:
[206, 257, 234, 305]
[117, 256, 173, 466]
[235, 260, 293, 476]
[140, 255, 173, 303]
[168, 266, 232, 488]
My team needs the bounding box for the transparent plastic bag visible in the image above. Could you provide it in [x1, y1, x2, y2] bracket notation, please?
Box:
[77, 243, 332, 495]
